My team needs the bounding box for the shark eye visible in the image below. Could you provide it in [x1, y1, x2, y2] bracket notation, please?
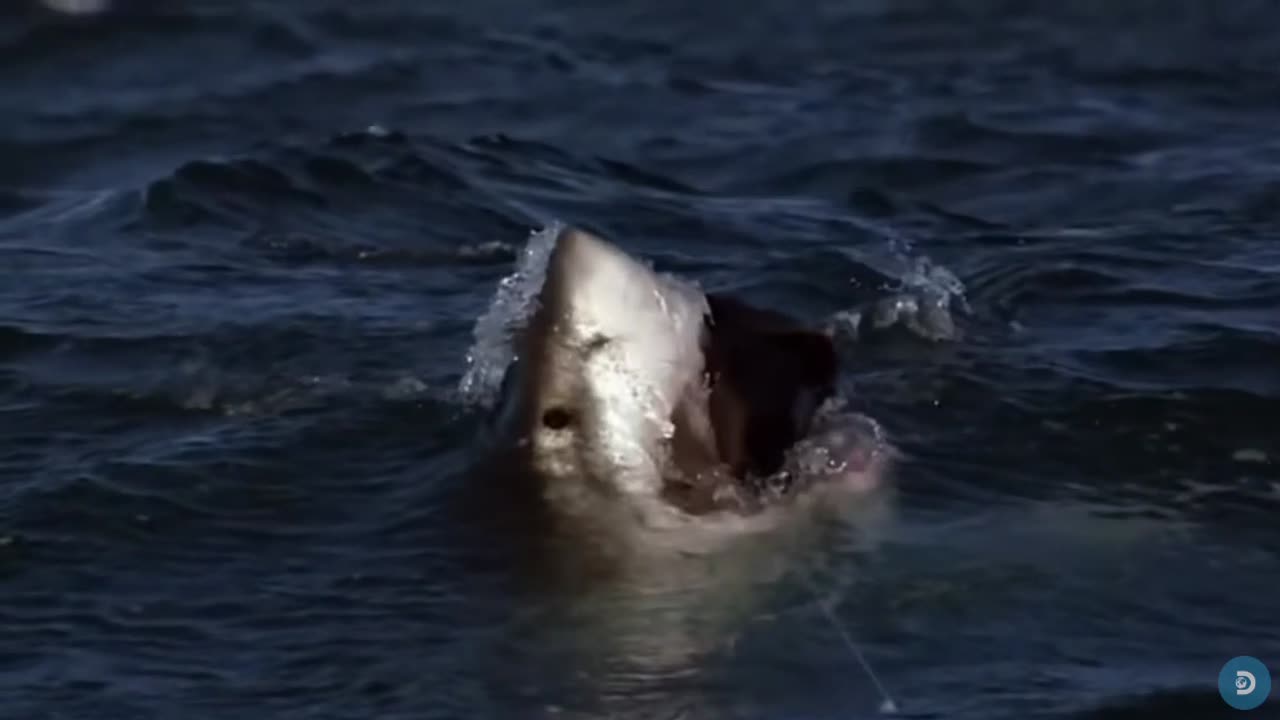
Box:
[541, 406, 573, 430]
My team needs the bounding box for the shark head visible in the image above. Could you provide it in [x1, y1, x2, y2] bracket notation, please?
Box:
[503, 228, 710, 514]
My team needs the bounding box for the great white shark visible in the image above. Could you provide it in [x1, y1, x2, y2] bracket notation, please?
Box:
[490, 226, 890, 534]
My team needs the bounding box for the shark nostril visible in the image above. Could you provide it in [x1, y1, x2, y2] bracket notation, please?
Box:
[541, 407, 573, 430]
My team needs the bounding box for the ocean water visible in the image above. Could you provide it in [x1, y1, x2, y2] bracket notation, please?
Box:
[2, 2, 1278, 719]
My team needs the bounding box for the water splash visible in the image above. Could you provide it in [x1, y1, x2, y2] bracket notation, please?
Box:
[833, 237, 970, 343]
[456, 222, 561, 406]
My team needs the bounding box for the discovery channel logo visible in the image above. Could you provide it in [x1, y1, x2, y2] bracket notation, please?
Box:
[1219, 656, 1271, 711]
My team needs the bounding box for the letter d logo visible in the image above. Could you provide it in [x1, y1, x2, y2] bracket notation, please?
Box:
[1220, 656, 1271, 711]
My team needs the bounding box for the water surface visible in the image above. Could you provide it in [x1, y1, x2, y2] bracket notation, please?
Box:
[2, 2, 1278, 719]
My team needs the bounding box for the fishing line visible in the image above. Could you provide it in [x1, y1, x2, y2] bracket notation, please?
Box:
[797, 565, 899, 715]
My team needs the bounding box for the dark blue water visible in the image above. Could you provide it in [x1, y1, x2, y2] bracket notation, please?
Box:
[3, 2, 1279, 719]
